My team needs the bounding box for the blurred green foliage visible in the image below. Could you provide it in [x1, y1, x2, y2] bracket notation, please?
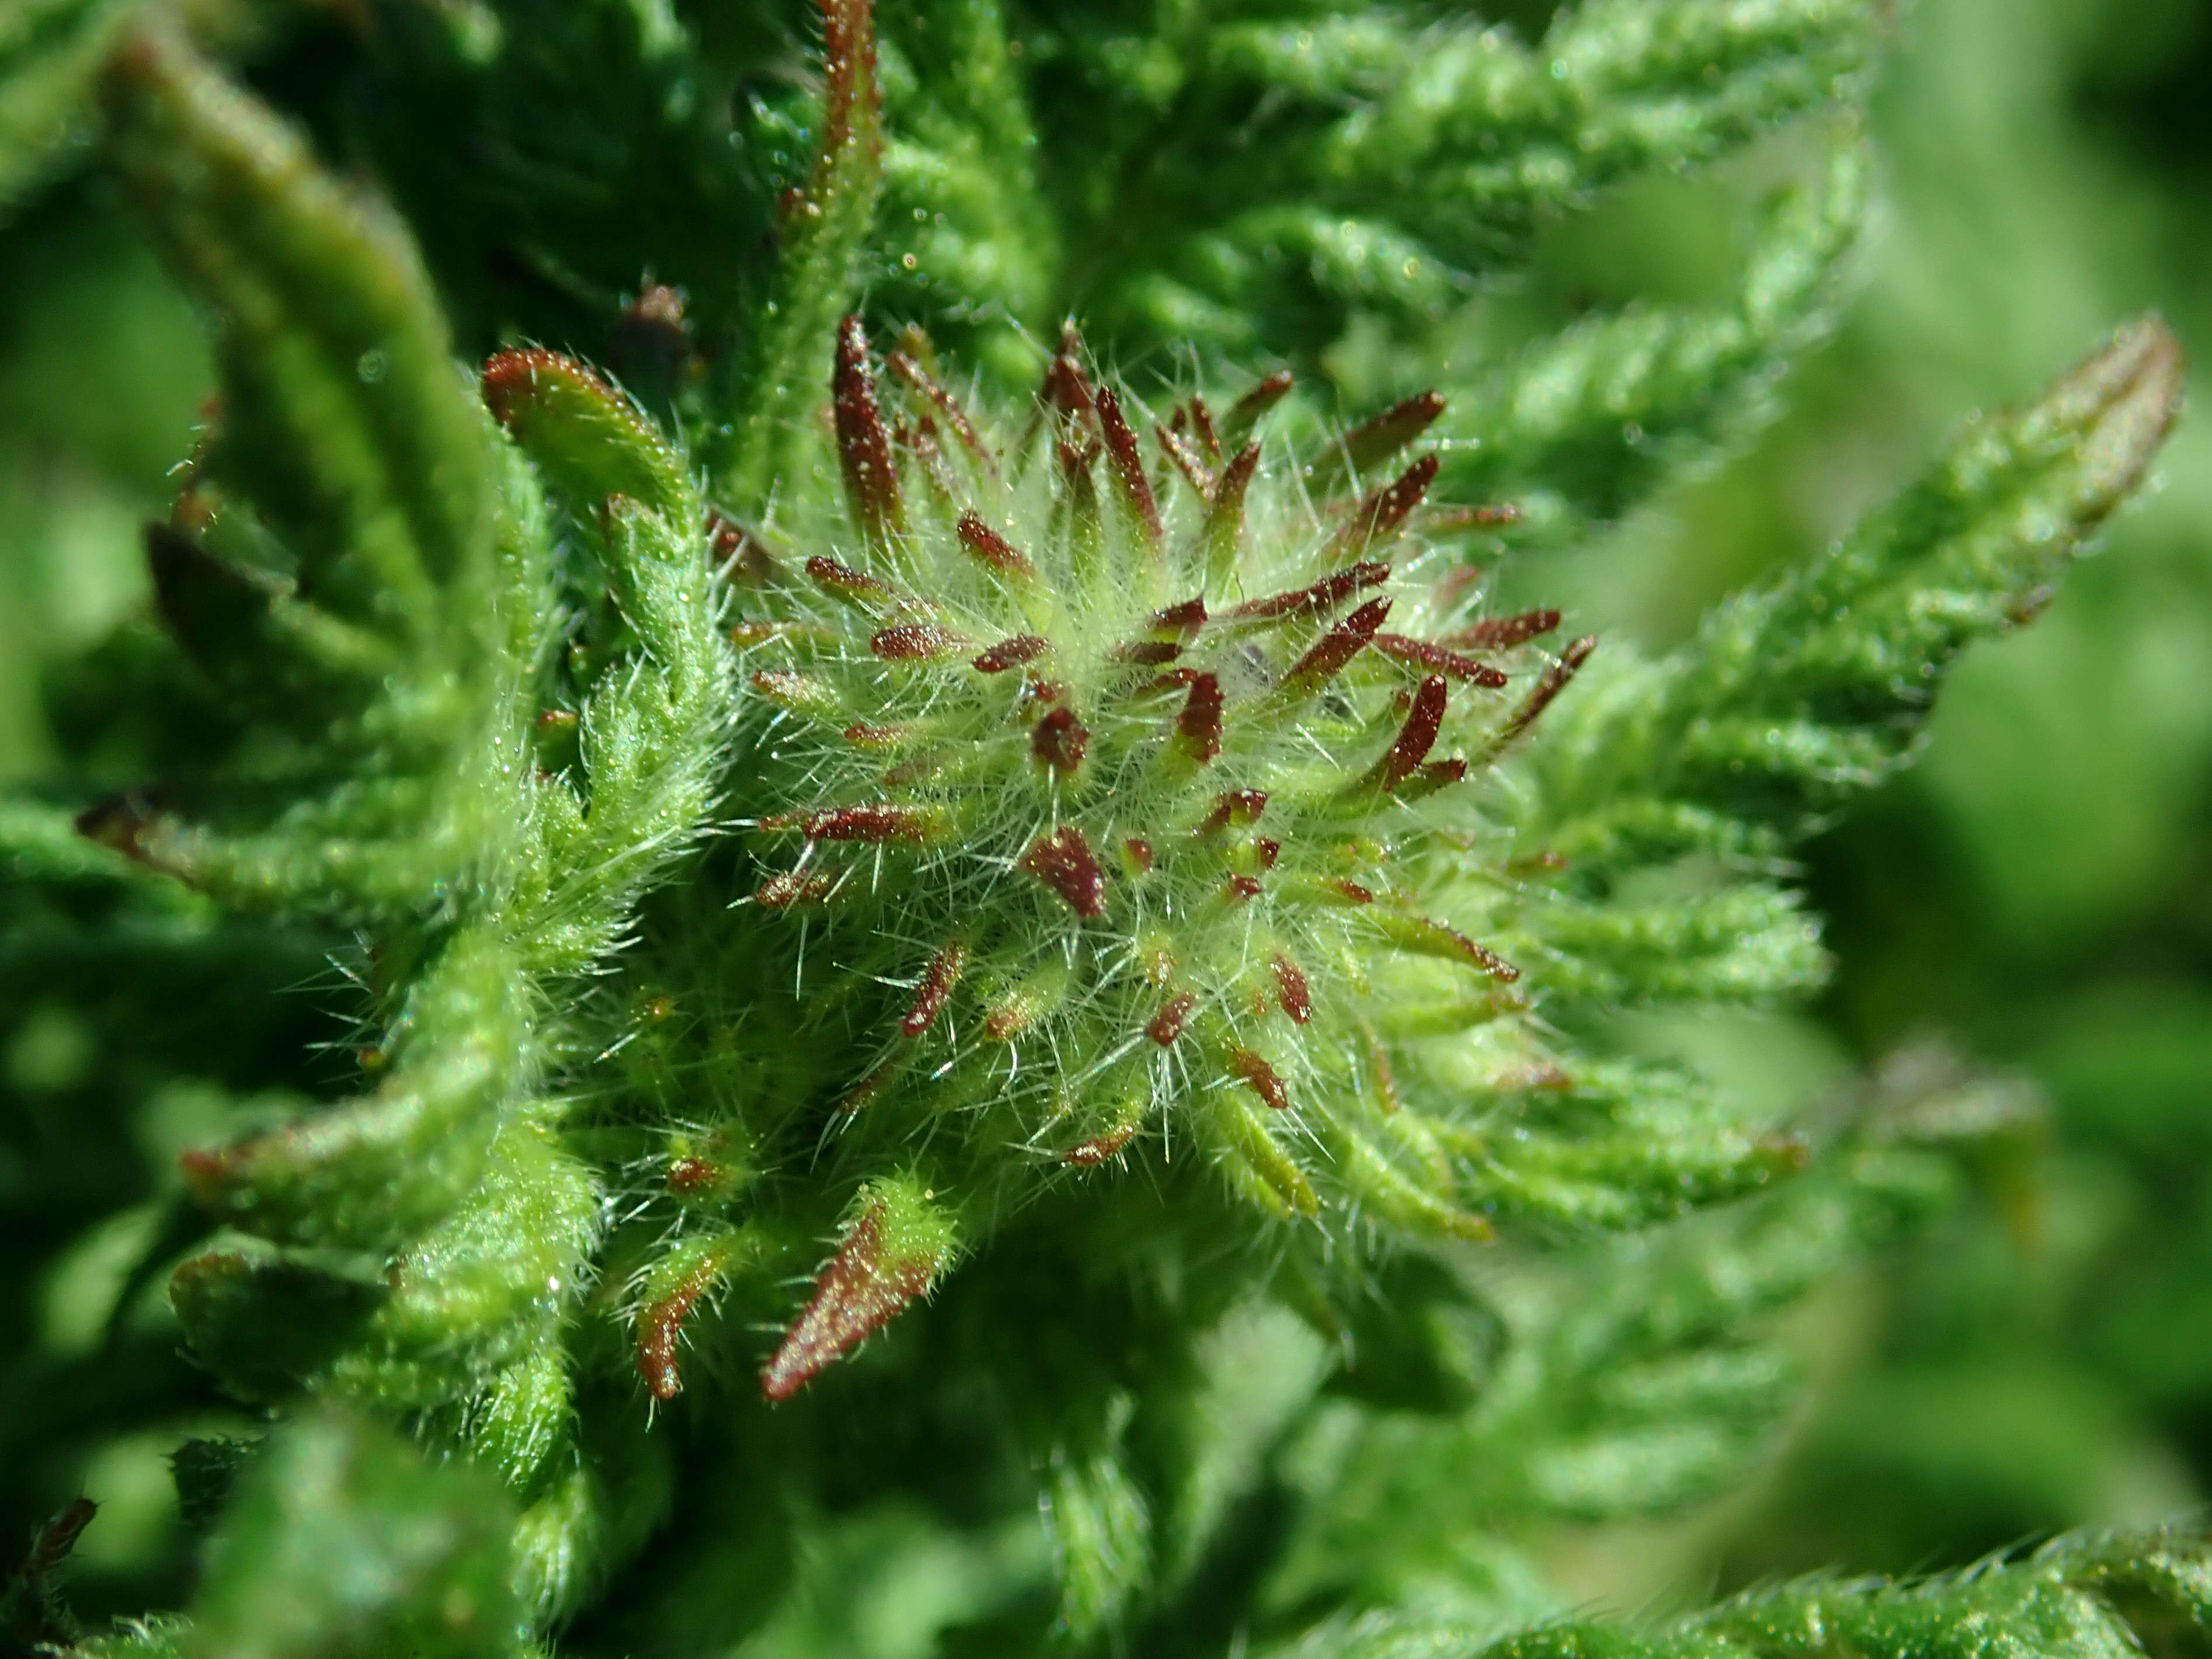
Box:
[1543, 0, 2212, 1599]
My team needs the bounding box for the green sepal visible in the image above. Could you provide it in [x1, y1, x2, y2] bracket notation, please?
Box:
[178, 920, 533, 1251]
[145, 521, 395, 719]
[1545, 317, 2185, 833]
[328, 1111, 601, 1408]
[713, 0, 885, 507]
[169, 1251, 388, 1405]
[481, 349, 693, 520]
[99, 23, 495, 631]
[184, 1409, 521, 1659]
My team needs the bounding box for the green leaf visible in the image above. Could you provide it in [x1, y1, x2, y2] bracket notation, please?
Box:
[1544, 317, 2185, 833]
[0, 0, 135, 215]
[1444, 134, 1870, 540]
[183, 1410, 520, 1659]
[714, 0, 887, 507]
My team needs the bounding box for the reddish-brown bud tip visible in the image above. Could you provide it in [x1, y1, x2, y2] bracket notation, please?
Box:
[1063, 1123, 1140, 1166]
[1095, 386, 1163, 547]
[667, 1157, 722, 1197]
[1147, 990, 1199, 1046]
[1281, 596, 1390, 695]
[1020, 826, 1107, 917]
[1173, 672, 1225, 763]
[955, 512, 1038, 580]
[1446, 608, 1561, 652]
[870, 623, 964, 660]
[1031, 707, 1090, 774]
[833, 315, 905, 544]
[762, 804, 943, 843]
[1229, 1049, 1290, 1111]
[637, 1252, 726, 1401]
[1197, 789, 1269, 836]
[755, 871, 835, 908]
[1374, 634, 1510, 687]
[973, 634, 1051, 673]
[1366, 674, 1448, 791]
[901, 944, 968, 1039]
[479, 346, 594, 428]
[761, 1203, 942, 1401]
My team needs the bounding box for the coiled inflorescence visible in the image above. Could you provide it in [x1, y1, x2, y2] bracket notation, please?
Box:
[559, 315, 1639, 1402]
[740, 318, 1566, 1181]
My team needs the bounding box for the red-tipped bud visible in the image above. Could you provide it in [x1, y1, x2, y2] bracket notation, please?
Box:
[637, 1239, 736, 1400]
[1374, 634, 1510, 686]
[833, 315, 905, 545]
[888, 350, 994, 472]
[871, 623, 965, 660]
[956, 512, 1038, 580]
[1157, 420, 1217, 499]
[481, 346, 691, 516]
[805, 554, 904, 611]
[1031, 707, 1090, 774]
[1222, 561, 1389, 624]
[761, 1181, 952, 1401]
[1147, 990, 1198, 1046]
[1063, 1122, 1140, 1166]
[1363, 674, 1448, 791]
[1369, 912, 1519, 981]
[1170, 671, 1224, 763]
[1041, 326, 1097, 426]
[1323, 454, 1437, 565]
[1095, 387, 1163, 548]
[902, 944, 968, 1038]
[1221, 369, 1293, 443]
[1310, 390, 1446, 491]
[973, 634, 1051, 673]
[1197, 789, 1269, 836]
[754, 871, 836, 908]
[1446, 608, 1561, 651]
[1481, 635, 1597, 759]
[1187, 393, 1223, 462]
[760, 804, 946, 843]
[1229, 1049, 1290, 1111]
[1279, 596, 1390, 698]
[1020, 827, 1107, 917]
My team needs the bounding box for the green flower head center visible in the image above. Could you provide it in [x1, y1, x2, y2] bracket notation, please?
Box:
[711, 319, 1580, 1205]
